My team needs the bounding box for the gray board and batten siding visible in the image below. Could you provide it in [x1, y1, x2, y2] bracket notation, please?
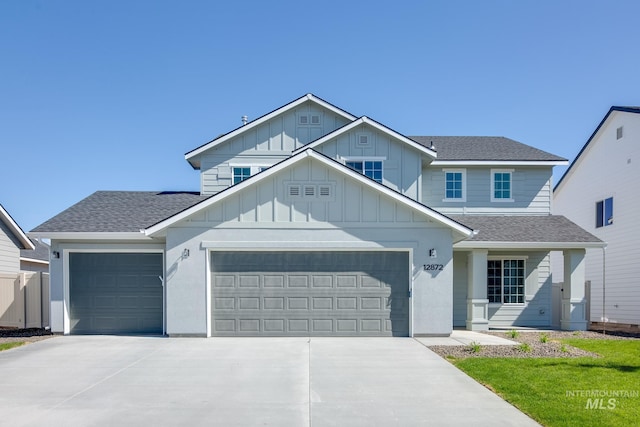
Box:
[210, 251, 410, 337]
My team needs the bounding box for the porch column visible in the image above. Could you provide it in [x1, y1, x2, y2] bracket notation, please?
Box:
[561, 249, 588, 331]
[466, 249, 489, 331]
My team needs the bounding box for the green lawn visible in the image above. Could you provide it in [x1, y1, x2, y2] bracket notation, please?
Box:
[454, 339, 640, 427]
[0, 342, 26, 352]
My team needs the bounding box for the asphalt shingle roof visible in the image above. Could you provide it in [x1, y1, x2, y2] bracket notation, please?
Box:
[20, 239, 50, 262]
[449, 215, 603, 244]
[409, 136, 566, 162]
[31, 191, 210, 233]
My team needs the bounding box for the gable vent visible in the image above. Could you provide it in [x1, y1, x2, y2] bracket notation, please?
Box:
[319, 185, 331, 197]
[288, 185, 301, 197]
[299, 115, 308, 125]
[304, 185, 316, 196]
[310, 115, 320, 125]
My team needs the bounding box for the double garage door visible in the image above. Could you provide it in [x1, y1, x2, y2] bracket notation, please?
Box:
[69, 253, 163, 335]
[210, 251, 409, 337]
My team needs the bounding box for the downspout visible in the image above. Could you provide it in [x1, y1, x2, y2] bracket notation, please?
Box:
[602, 246, 606, 335]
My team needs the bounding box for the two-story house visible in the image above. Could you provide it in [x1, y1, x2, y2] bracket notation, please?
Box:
[553, 106, 640, 330]
[31, 94, 603, 337]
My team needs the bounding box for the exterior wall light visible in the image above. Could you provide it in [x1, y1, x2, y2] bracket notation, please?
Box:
[429, 248, 437, 258]
[182, 249, 190, 259]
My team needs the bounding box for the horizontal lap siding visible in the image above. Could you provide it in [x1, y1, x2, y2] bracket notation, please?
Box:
[423, 167, 552, 215]
[0, 221, 20, 274]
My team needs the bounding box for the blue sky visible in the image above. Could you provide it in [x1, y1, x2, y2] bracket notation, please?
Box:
[1, 0, 639, 231]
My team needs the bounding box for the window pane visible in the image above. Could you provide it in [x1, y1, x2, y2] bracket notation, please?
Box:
[604, 197, 613, 226]
[233, 167, 251, 184]
[595, 200, 604, 228]
[346, 161, 363, 173]
[494, 172, 511, 199]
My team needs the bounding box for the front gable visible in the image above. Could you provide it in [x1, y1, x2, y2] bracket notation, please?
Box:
[146, 149, 472, 241]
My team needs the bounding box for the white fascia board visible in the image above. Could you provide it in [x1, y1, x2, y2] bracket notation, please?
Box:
[27, 232, 153, 241]
[431, 160, 568, 166]
[185, 94, 357, 164]
[454, 241, 606, 250]
[20, 257, 49, 265]
[0, 205, 35, 250]
[295, 117, 438, 159]
[145, 148, 473, 239]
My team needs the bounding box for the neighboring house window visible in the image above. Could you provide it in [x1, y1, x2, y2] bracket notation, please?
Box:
[444, 169, 466, 201]
[488, 259, 525, 304]
[491, 169, 513, 202]
[616, 126, 623, 140]
[345, 160, 383, 183]
[595, 197, 614, 228]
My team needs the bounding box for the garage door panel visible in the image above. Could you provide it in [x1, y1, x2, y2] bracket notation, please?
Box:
[211, 251, 409, 337]
[69, 253, 163, 335]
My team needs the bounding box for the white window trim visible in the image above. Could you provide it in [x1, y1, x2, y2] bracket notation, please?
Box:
[487, 256, 527, 306]
[490, 168, 514, 203]
[230, 164, 272, 184]
[442, 168, 466, 202]
[342, 157, 385, 183]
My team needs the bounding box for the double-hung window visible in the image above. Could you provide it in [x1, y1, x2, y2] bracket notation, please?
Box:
[491, 169, 514, 202]
[487, 259, 525, 304]
[345, 160, 383, 183]
[595, 197, 614, 228]
[443, 169, 466, 201]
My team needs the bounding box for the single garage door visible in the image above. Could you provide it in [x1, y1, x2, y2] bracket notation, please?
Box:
[69, 253, 163, 334]
[210, 251, 409, 337]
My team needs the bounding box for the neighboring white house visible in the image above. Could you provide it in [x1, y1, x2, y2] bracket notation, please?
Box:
[0, 204, 35, 274]
[553, 106, 640, 329]
[31, 94, 603, 337]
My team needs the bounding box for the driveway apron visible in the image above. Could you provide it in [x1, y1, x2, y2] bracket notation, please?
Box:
[0, 336, 538, 426]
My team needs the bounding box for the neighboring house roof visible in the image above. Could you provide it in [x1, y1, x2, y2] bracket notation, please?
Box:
[554, 106, 640, 191]
[30, 191, 209, 236]
[293, 116, 437, 158]
[409, 136, 567, 164]
[145, 148, 474, 241]
[20, 238, 50, 265]
[185, 93, 358, 169]
[0, 204, 35, 250]
[451, 215, 605, 249]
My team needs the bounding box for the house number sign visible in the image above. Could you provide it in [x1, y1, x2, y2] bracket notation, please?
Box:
[423, 264, 444, 271]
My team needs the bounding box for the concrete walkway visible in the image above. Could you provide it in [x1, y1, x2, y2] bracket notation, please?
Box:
[0, 336, 538, 426]
[416, 330, 518, 346]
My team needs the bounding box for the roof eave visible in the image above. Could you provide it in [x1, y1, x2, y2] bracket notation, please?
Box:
[0, 205, 35, 250]
[454, 241, 606, 249]
[431, 160, 568, 166]
[28, 232, 154, 241]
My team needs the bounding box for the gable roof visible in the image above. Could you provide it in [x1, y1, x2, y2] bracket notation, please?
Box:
[451, 215, 605, 249]
[293, 116, 437, 158]
[409, 136, 567, 165]
[555, 106, 640, 191]
[30, 192, 209, 238]
[145, 148, 473, 240]
[0, 204, 35, 250]
[185, 94, 358, 169]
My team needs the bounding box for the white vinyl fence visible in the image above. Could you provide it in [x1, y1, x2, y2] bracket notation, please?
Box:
[0, 272, 49, 329]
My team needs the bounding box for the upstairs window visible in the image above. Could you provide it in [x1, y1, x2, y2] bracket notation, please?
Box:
[595, 197, 614, 228]
[616, 126, 623, 140]
[232, 167, 251, 184]
[345, 160, 383, 183]
[491, 169, 513, 202]
[444, 169, 466, 201]
[232, 165, 270, 185]
[488, 259, 525, 304]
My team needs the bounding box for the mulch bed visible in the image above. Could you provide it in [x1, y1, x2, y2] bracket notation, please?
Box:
[0, 328, 56, 345]
[427, 329, 640, 359]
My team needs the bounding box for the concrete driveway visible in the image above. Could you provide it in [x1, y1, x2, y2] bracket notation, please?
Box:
[0, 336, 538, 426]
